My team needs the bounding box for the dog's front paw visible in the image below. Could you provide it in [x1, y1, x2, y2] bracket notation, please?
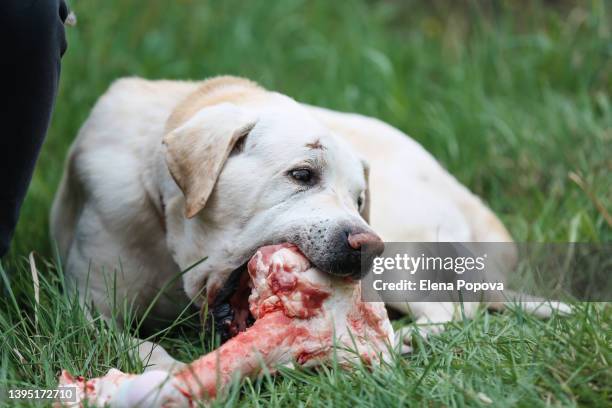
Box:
[137, 340, 184, 373]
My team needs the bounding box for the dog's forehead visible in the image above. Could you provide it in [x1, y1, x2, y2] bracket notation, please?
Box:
[252, 107, 328, 144]
[249, 107, 355, 160]
[241, 99, 365, 186]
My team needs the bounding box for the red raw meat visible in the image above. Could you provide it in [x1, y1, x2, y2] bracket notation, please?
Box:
[57, 244, 394, 407]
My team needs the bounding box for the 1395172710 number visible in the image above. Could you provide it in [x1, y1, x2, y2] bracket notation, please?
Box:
[8, 387, 77, 402]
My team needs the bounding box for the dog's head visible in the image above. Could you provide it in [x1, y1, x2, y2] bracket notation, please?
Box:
[162, 92, 383, 304]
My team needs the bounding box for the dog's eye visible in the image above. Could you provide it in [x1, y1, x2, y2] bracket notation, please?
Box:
[357, 191, 365, 210]
[289, 168, 315, 185]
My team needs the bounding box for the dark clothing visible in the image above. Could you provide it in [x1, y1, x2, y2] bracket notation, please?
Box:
[0, 0, 68, 257]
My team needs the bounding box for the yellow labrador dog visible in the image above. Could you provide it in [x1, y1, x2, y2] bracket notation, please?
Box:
[51, 76, 555, 365]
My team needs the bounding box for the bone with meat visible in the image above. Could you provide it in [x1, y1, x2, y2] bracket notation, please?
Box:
[57, 244, 394, 407]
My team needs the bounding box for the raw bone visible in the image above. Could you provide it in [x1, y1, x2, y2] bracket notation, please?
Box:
[58, 244, 394, 407]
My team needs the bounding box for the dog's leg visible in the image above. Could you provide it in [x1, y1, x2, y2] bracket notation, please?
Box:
[69, 275, 186, 374]
[391, 295, 570, 352]
[487, 291, 572, 318]
[137, 340, 185, 373]
[391, 301, 481, 352]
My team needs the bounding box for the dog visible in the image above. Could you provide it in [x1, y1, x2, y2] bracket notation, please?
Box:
[51, 76, 561, 369]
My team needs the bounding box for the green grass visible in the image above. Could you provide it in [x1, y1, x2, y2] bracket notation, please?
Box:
[1, 0, 611, 406]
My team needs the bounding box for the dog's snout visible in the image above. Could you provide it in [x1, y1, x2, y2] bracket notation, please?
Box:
[298, 222, 385, 280]
[313, 227, 384, 279]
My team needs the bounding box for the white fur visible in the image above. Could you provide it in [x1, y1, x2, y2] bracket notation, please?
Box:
[50, 77, 560, 356]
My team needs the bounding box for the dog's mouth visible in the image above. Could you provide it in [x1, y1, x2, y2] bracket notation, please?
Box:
[209, 243, 310, 343]
[209, 262, 254, 343]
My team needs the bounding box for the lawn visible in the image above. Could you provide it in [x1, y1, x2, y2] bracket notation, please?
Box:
[1, 0, 610, 406]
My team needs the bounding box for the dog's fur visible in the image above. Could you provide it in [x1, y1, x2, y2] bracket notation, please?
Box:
[52, 76, 556, 365]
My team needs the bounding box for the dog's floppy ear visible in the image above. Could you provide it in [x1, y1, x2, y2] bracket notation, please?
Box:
[361, 160, 371, 223]
[163, 103, 257, 218]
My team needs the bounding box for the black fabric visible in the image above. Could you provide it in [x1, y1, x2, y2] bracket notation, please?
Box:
[0, 0, 68, 257]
